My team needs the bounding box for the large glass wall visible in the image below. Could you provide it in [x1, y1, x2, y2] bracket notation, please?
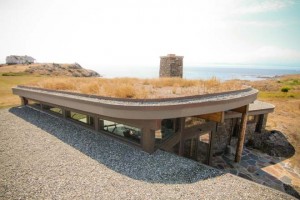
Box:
[183, 131, 211, 164]
[155, 118, 179, 144]
[99, 119, 141, 144]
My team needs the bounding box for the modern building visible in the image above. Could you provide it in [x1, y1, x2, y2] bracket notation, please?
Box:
[12, 85, 274, 165]
[12, 54, 275, 165]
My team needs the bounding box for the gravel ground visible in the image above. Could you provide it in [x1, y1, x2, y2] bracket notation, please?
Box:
[0, 107, 295, 199]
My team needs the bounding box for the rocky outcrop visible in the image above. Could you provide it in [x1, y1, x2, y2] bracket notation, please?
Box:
[25, 63, 100, 77]
[6, 55, 35, 65]
[246, 130, 295, 158]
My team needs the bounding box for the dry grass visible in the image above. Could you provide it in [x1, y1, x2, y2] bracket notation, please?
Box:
[0, 64, 31, 73]
[0, 75, 47, 108]
[25, 77, 244, 99]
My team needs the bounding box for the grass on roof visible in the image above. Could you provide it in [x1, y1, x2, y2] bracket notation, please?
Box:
[25, 77, 245, 99]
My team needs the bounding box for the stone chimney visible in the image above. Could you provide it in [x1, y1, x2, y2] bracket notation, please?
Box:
[159, 54, 184, 78]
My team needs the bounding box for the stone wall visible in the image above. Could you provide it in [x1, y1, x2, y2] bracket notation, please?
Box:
[212, 115, 268, 156]
[159, 54, 184, 78]
[212, 119, 234, 155]
[181, 114, 269, 162]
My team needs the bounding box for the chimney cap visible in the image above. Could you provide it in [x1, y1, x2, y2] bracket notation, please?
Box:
[160, 54, 184, 59]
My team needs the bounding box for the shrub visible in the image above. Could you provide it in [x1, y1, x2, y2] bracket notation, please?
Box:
[2, 72, 28, 76]
[114, 84, 136, 98]
[281, 87, 290, 93]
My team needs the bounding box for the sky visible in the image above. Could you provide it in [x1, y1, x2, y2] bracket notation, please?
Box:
[0, 0, 300, 70]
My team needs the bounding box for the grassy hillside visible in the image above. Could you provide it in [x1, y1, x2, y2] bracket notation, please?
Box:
[0, 75, 46, 108]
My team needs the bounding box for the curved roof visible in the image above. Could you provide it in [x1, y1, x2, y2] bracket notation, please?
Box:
[13, 86, 258, 120]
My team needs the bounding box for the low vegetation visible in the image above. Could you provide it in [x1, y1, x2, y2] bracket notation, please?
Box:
[2, 72, 29, 76]
[248, 75, 300, 99]
[0, 75, 46, 108]
[25, 77, 244, 99]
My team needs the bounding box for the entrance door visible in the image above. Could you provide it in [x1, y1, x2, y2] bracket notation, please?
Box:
[197, 131, 211, 164]
[184, 131, 212, 165]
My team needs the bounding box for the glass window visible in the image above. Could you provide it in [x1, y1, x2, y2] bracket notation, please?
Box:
[99, 119, 141, 144]
[28, 99, 41, 109]
[247, 115, 256, 123]
[155, 119, 179, 143]
[43, 104, 62, 115]
[68, 111, 94, 126]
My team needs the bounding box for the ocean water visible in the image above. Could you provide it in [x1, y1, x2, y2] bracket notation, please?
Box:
[94, 65, 300, 81]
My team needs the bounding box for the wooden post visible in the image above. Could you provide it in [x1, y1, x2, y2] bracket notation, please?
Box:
[235, 105, 249, 162]
[62, 109, 70, 119]
[255, 114, 264, 133]
[207, 124, 216, 165]
[179, 117, 185, 156]
[94, 116, 99, 131]
[20, 97, 28, 106]
[141, 128, 155, 153]
[99, 119, 104, 130]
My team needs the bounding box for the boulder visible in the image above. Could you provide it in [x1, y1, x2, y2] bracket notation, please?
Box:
[246, 130, 295, 158]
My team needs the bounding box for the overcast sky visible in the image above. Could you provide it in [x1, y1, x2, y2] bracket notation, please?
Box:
[0, 0, 300, 69]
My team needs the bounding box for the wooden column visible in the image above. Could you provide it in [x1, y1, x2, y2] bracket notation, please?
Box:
[141, 128, 155, 153]
[94, 116, 99, 131]
[255, 114, 264, 133]
[62, 109, 70, 119]
[99, 119, 104, 130]
[179, 117, 185, 156]
[20, 97, 28, 106]
[207, 124, 216, 165]
[235, 105, 249, 162]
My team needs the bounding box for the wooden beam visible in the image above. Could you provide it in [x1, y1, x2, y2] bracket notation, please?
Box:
[196, 112, 224, 123]
[235, 104, 249, 162]
[231, 105, 248, 114]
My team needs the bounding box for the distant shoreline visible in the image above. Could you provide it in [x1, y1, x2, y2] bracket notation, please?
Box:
[92, 65, 300, 81]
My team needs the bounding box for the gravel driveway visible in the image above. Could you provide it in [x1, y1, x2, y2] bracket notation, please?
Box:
[0, 107, 295, 199]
